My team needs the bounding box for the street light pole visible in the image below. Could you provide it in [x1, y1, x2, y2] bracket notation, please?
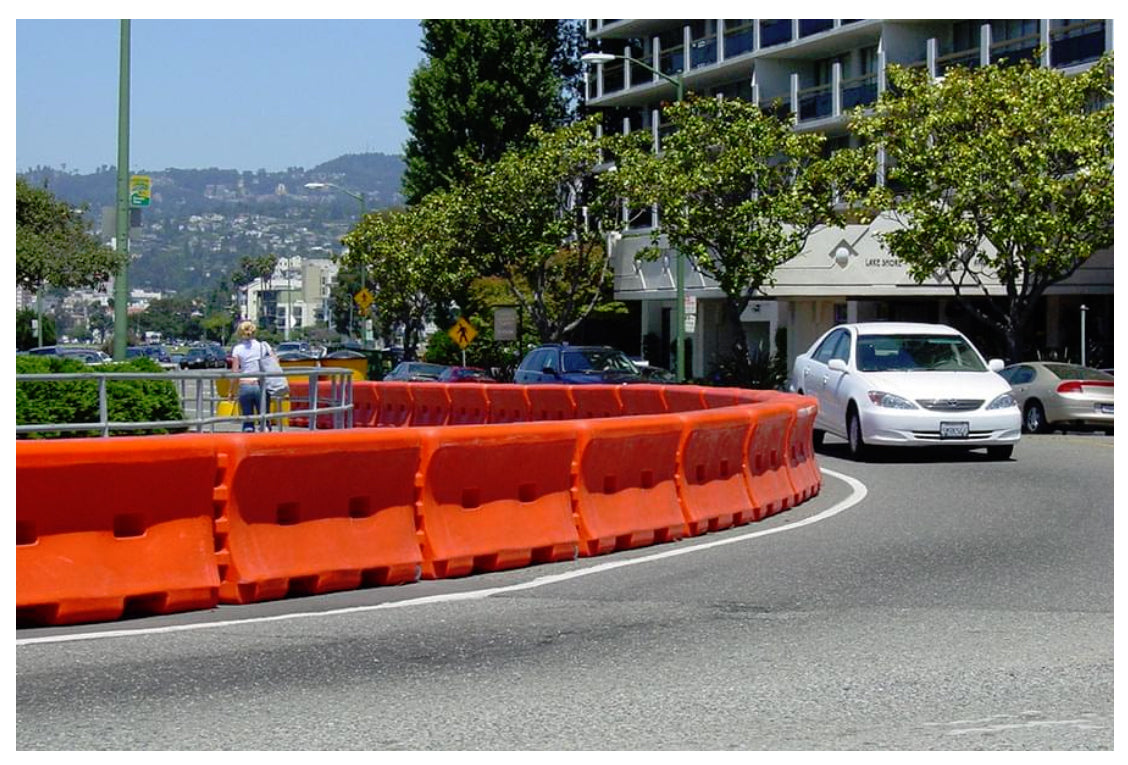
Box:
[112, 19, 131, 361]
[581, 52, 688, 382]
[304, 182, 368, 344]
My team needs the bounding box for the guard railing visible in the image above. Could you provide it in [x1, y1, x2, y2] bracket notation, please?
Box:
[15, 366, 354, 437]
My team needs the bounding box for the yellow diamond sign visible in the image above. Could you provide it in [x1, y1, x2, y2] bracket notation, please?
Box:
[354, 288, 374, 313]
[448, 317, 477, 349]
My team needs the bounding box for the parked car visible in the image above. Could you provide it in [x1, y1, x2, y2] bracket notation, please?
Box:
[276, 341, 312, 356]
[438, 366, 496, 383]
[383, 361, 449, 381]
[788, 322, 1021, 460]
[180, 347, 225, 370]
[126, 345, 175, 368]
[24, 345, 63, 356]
[513, 344, 643, 384]
[633, 361, 677, 383]
[205, 345, 229, 368]
[998, 361, 1114, 434]
[59, 348, 112, 365]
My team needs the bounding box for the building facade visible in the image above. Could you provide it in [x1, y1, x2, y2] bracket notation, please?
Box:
[241, 256, 340, 337]
[584, 19, 1113, 375]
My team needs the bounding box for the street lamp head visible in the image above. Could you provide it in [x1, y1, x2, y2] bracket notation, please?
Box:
[304, 182, 332, 191]
[581, 52, 617, 65]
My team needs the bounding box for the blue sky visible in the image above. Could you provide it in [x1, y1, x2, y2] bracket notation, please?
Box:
[16, 19, 428, 174]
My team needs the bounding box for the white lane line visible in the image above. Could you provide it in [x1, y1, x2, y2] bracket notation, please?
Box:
[17, 468, 867, 647]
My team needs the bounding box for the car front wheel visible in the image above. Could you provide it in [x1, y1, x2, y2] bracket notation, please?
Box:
[847, 408, 868, 461]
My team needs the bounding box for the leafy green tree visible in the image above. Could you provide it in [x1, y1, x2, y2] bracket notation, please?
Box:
[402, 19, 585, 204]
[849, 53, 1114, 361]
[16, 178, 127, 295]
[341, 194, 474, 360]
[609, 96, 863, 376]
[135, 296, 205, 341]
[16, 308, 55, 350]
[454, 116, 622, 343]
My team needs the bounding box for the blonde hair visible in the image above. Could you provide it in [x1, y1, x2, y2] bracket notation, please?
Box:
[237, 320, 256, 338]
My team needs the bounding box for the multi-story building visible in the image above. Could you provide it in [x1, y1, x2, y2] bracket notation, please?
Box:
[242, 256, 339, 337]
[584, 19, 1113, 375]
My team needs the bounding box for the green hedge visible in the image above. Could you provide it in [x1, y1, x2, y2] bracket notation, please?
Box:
[16, 356, 185, 438]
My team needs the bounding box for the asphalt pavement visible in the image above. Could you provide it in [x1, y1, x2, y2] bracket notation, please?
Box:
[16, 431, 1113, 750]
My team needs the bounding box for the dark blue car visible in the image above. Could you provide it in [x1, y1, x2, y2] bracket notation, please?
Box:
[513, 344, 642, 384]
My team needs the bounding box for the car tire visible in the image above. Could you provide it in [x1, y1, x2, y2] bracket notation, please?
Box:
[1023, 401, 1047, 434]
[846, 407, 868, 461]
[812, 428, 825, 448]
[986, 444, 1014, 460]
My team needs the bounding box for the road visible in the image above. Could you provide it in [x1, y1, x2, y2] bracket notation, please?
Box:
[16, 433, 1113, 750]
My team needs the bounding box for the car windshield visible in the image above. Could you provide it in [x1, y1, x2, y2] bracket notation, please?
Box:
[856, 334, 987, 373]
[562, 349, 637, 373]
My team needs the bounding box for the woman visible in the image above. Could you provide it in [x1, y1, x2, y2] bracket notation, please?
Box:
[230, 320, 270, 432]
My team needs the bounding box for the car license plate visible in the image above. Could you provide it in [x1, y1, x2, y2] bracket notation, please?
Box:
[1100, 404, 1114, 415]
[940, 421, 969, 439]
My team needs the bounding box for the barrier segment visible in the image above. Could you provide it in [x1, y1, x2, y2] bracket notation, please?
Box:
[744, 401, 799, 520]
[213, 429, 424, 604]
[617, 384, 669, 415]
[484, 384, 531, 424]
[787, 398, 822, 502]
[447, 383, 489, 425]
[570, 385, 624, 419]
[572, 415, 687, 556]
[377, 382, 415, 427]
[410, 383, 452, 426]
[16, 435, 221, 627]
[676, 407, 759, 535]
[525, 384, 576, 421]
[416, 422, 580, 579]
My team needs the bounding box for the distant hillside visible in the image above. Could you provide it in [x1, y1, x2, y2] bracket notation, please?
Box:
[17, 153, 405, 294]
[18, 152, 405, 220]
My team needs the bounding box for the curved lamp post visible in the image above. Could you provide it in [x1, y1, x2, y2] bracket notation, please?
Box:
[580, 51, 688, 382]
[305, 181, 369, 345]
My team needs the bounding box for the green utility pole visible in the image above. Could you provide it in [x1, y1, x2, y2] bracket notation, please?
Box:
[112, 19, 131, 360]
[581, 52, 688, 381]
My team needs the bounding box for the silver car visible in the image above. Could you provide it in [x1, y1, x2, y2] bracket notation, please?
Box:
[998, 361, 1114, 434]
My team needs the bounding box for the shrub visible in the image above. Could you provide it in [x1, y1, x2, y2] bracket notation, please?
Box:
[16, 355, 185, 438]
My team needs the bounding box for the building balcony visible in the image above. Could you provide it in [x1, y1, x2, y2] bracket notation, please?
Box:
[1050, 20, 1107, 68]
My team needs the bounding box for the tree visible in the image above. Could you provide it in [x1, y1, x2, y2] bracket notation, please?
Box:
[609, 96, 863, 377]
[16, 178, 127, 294]
[454, 116, 622, 343]
[341, 195, 474, 360]
[16, 308, 55, 350]
[849, 53, 1114, 361]
[401, 19, 585, 204]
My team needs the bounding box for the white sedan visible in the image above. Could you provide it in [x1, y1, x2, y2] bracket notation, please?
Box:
[789, 322, 1021, 460]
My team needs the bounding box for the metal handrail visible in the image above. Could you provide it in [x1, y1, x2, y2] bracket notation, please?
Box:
[16, 366, 355, 437]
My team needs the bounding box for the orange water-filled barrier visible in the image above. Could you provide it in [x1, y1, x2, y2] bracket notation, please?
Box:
[16, 435, 222, 626]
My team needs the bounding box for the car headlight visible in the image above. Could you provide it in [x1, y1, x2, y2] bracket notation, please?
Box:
[986, 392, 1017, 410]
[866, 391, 918, 409]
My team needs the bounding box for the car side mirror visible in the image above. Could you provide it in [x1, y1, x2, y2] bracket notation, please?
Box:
[828, 358, 848, 373]
[988, 359, 1004, 372]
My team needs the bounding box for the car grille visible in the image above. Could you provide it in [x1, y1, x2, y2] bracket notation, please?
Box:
[915, 399, 983, 412]
[910, 430, 996, 441]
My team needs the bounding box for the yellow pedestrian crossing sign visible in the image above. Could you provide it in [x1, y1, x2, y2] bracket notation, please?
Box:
[354, 288, 374, 313]
[448, 317, 477, 349]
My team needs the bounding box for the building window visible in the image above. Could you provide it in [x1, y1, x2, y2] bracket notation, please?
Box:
[759, 19, 793, 48]
[724, 20, 755, 58]
[799, 19, 834, 38]
[1051, 20, 1107, 68]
